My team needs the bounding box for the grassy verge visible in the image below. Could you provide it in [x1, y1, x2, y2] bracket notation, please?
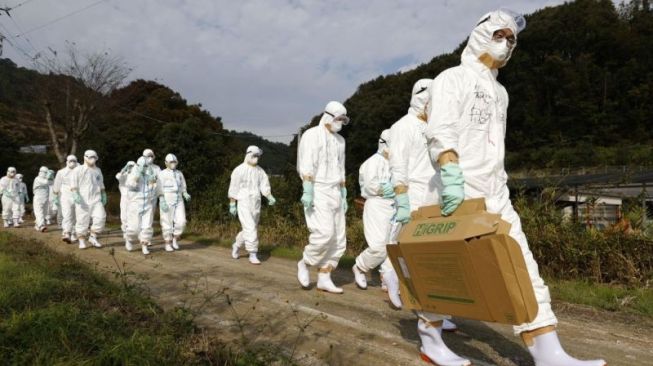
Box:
[0, 231, 281, 365]
[547, 278, 653, 317]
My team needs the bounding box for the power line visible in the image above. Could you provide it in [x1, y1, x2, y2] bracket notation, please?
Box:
[4, 0, 38, 12]
[4, 10, 39, 56]
[15, 0, 105, 38]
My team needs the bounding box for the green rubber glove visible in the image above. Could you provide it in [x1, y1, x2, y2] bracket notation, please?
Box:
[53, 195, 60, 207]
[101, 191, 107, 206]
[159, 197, 169, 212]
[182, 192, 191, 202]
[440, 163, 465, 216]
[73, 191, 82, 205]
[381, 182, 396, 199]
[229, 202, 237, 217]
[267, 195, 276, 206]
[341, 187, 348, 212]
[301, 181, 314, 209]
[395, 192, 411, 224]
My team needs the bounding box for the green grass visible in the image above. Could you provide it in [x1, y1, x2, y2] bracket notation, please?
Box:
[0, 231, 281, 365]
[548, 278, 653, 317]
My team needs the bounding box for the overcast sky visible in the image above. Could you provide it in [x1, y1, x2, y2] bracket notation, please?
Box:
[2, 0, 568, 143]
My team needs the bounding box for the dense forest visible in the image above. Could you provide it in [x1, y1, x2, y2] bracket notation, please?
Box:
[318, 0, 653, 174]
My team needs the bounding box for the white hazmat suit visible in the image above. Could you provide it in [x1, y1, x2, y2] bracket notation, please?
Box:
[116, 161, 136, 243]
[70, 150, 106, 249]
[32, 167, 51, 232]
[421, 9, 605, 366]
[353, 130, 396, 284]
[296, 101, 349, 293]
[229, 146, 273, 264]
[54, 156, 79, 242]
[16, 174, 28, 224]
[0, 167, 20, 227]
[158, 154, 190, 252]
[126, 156, 159, 254]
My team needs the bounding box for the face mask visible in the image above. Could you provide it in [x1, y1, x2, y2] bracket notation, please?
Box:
[486, 38, 511, 62]
[67, 162, 76, 169]
[328, 121, 343, 133]
[8, 172, 15, 178]
[168, 162, 178, 170]
[145, 157, 154, 165]
[247, 156, 259, 165]
[39, 172, 48, 178]
[86, 157, 97, 166]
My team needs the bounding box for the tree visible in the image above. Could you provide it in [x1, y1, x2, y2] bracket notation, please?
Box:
[37, 42, 131, 164]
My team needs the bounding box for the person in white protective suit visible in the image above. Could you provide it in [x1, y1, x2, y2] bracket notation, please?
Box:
[142, 149, 161, 208]
[229, 146, 275, 264]
[296, 101, 350, 294]
[70, 150, 107, 250]
[32, 167, 51, 232]
[15, 174, 28, 224]
[419, 9, 606, 366]
[54, 155, 79, 243]
[46, 170, 61, 227]
[352, 130, 397, 291]
[126, 155, 159, 255]
[158, 154, 191, 252]
[0, 167, 21, 228]
[115, 160, 136, 247]
[387, 79, 458, 331]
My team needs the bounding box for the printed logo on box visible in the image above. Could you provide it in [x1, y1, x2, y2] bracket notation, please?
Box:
[412, 222, 457, 237]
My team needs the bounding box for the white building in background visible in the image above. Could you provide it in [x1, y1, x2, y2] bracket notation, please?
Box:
[560, 193, 622, 230]
[19, 145, 47, 154]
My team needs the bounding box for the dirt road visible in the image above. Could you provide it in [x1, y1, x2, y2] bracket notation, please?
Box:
[7, 226, 653, 366]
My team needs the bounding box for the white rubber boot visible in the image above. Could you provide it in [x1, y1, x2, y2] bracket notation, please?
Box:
[443, 319, 458, 332]
[418, 319, 471, 366]
[34, 225, 40, 232]
[248, 252, 261, 265]
[384, 269, 403, 309]
[352, 264, 367, 289]
[141, 242, 150, 255]
[231, 243, 240, 259]
[46, 219, 51, 225]
[172, 237, 180, 250]
[316, 269, 343, 294]
[89, 235, 102, 248]
[523, 327, 606, 366]
[125, 239, 133, 252]
[78, 237, 88, 249]
[70, 233, 77, 242]
[165, 242, 174, 252]
[3, 221, 9, 228]
[297, 259, 310, 288]
[62, 232, 71, 243]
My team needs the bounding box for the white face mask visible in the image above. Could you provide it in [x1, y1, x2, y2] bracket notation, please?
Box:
[85, 157, 97, 166]
[145, 157, 154, 165]
[8, 172, 16, 178]
[486, 38, 512, 61]
[328, 120, 343, 133]
[39, 171, 48, 178]
[168, 162, 178, 170]
[67, 161, 76, 169]
[247, 156, 259, 165]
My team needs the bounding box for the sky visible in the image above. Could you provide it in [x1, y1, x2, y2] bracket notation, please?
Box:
[1, 0, 569, 143]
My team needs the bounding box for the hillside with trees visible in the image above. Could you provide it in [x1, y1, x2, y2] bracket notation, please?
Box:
[318, 0, 653, 175]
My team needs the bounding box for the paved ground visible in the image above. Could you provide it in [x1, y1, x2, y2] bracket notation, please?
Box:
[6, 225, 653, 366]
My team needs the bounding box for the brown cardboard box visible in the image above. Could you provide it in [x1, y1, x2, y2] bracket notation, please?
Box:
[387, 198, 538, 325]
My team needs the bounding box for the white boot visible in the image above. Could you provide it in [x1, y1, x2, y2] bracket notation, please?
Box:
[384, 269, 403, 309]
[70, 233, 77, 242]
[78, 237, 88, 249]
[297, 259, 310, 288]
[172, 237, 180, 250]
[380, 273, 388, 292]
[248, 252, 261, 265]
[316, 269, 343, 294]
[165, 242, 174, 252]
[443, 319, 458, 332]
[125, 239, 133, 252]
[418, 319, 471, 366]
[89, 235, 102, 248]
[3, 221, 9, 228]
[523, 327, 606, 366]
[62, 232, 71, 243]
[141, 243, 150, 255]
[352, 264, 367, 289]
[46, 219, 51, 225]
[231, 243, 240, 259]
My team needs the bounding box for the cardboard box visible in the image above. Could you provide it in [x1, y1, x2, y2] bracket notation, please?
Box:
[387, 198, 538, 325]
